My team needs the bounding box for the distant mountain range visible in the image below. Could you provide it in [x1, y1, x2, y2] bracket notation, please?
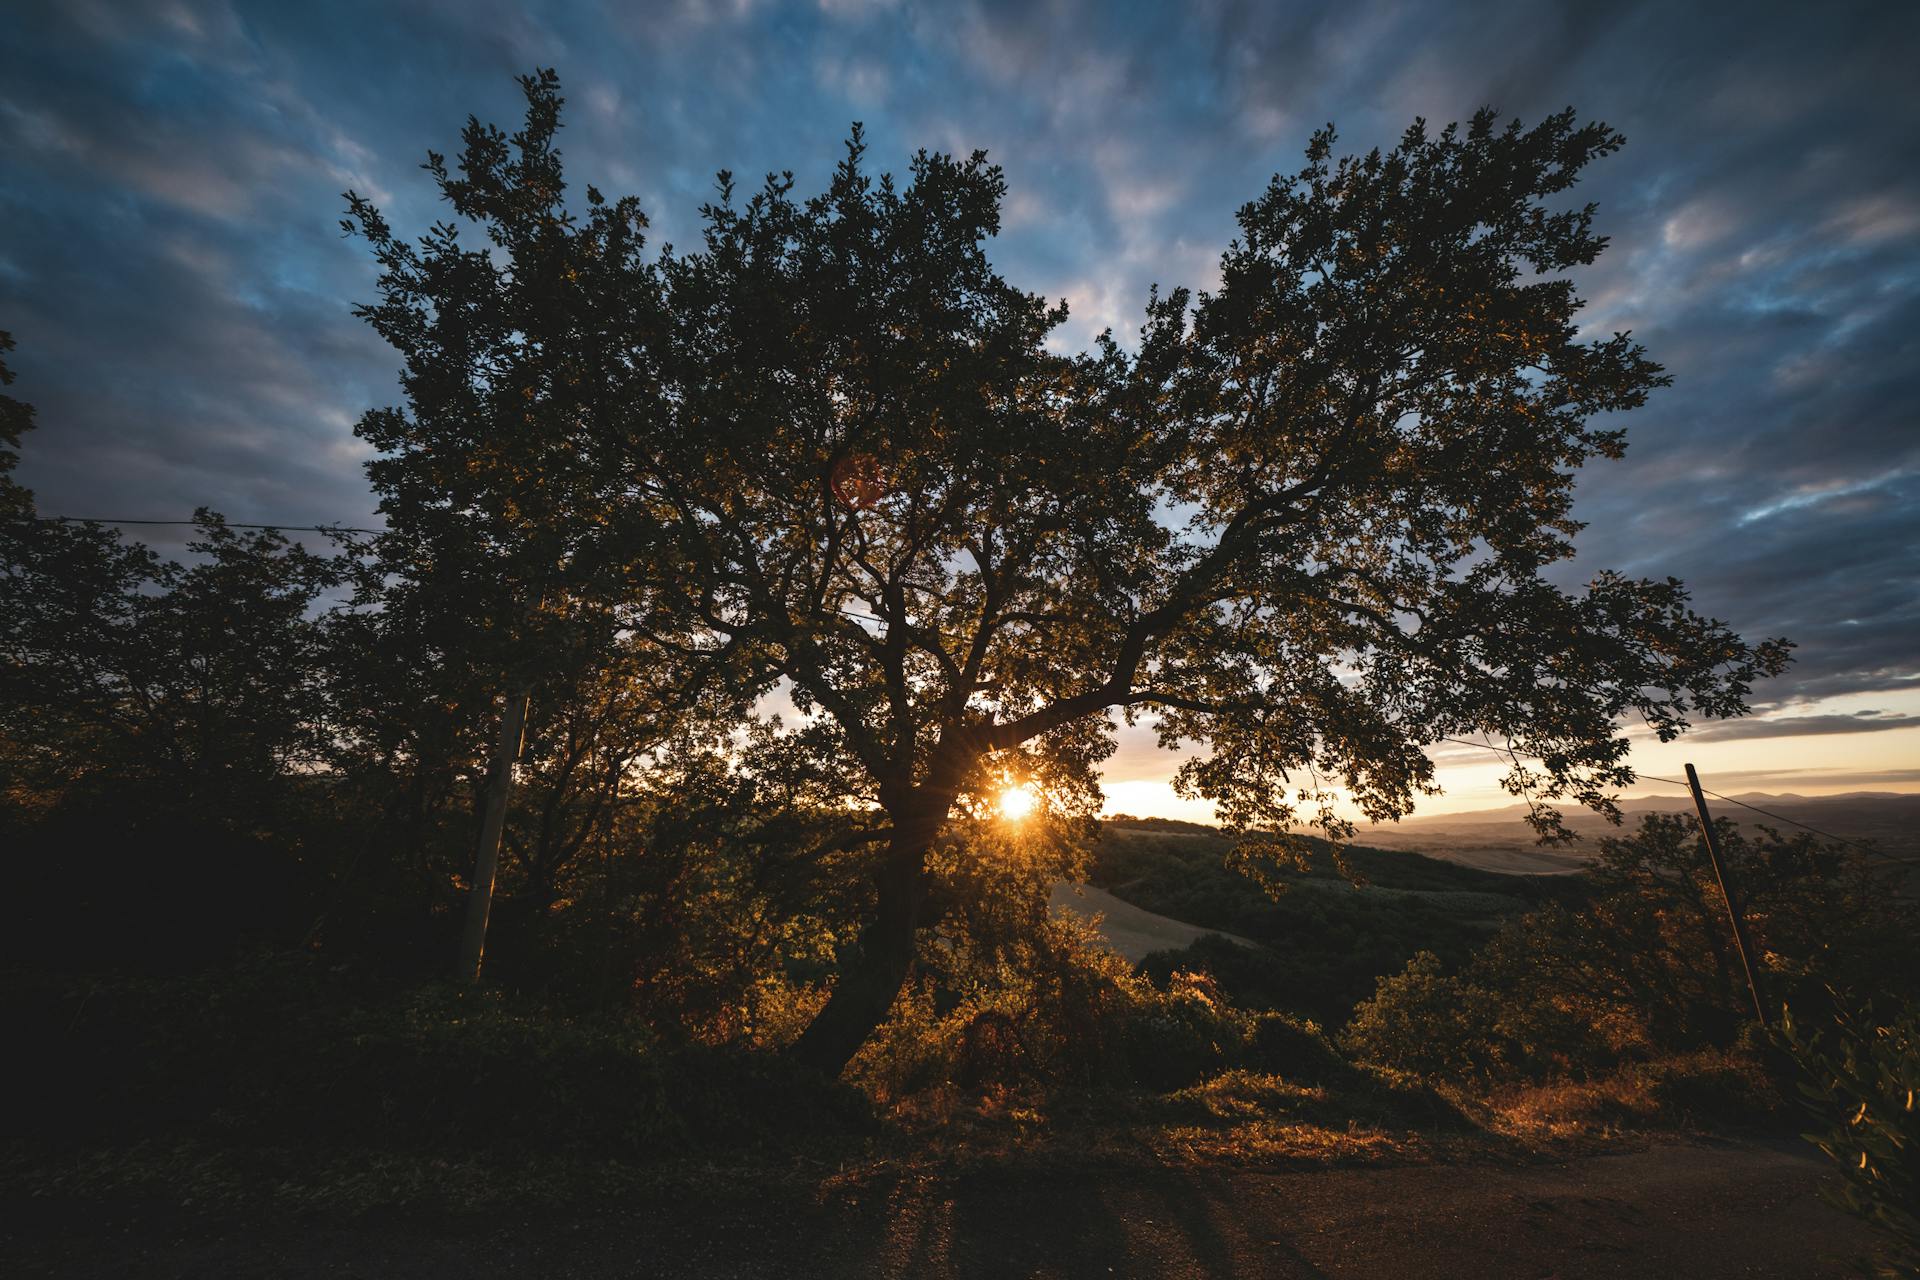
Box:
[1356, 791, 1920, 874]
[1108, 792, 1920, 876]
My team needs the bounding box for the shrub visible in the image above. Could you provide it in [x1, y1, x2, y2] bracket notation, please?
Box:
[1121, 969, 1250, 1091]
[1779, 995, 1920, 1277]
[849, 915, 1267, 1101]
[1340, 951, 1509, 1081]
[1632, 1051, 1781, 1129]
[1343, 816, 1920, 1102]
[1245, 1012, 1349, 1086]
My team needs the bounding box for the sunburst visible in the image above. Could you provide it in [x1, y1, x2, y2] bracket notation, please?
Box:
[997, 785, 1038, 821]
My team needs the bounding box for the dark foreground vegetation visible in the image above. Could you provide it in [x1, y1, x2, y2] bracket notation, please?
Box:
[2, 71, 1915, 1276]
[6, 810, 1916, 1274]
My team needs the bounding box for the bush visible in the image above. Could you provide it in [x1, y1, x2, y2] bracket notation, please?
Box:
[1779, 995, 1920, 1276]
[1342, 816, 1920, 1105]
[1121, 969, 1250, 1091]
[1632, 1051, 1781, 1129]
[1245, 1012, 1349, 1086]
[849, 916, 1267, 1101]
[1340, 950, 1510, 1081]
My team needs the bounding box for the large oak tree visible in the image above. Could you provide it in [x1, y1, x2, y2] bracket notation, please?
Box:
[352, 75, 1787, 1073]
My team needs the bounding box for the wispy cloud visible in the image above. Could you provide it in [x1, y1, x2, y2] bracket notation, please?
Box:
[0, 0, 1914, 754]
[1687, 712, 1920, 742]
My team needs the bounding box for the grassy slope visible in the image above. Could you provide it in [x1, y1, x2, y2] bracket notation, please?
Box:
[1090, 819, 1574, 1027]
[1359, 792, 1920, 871]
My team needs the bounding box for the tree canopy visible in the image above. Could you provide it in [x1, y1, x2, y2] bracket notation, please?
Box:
[336, 74, 1792, 1071]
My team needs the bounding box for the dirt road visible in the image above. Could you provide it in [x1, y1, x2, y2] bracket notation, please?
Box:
[9, 1138, 1877, 1278]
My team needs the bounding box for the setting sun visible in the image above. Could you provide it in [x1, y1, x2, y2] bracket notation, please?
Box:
[997, 785, 1038, 821]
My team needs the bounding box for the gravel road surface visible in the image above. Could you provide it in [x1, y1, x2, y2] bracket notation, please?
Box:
[7, 1138, 1878, 1278]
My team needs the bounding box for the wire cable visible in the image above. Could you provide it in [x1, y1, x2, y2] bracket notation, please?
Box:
[1642, 777, 1919, 868]
[5, 514, 383, 535]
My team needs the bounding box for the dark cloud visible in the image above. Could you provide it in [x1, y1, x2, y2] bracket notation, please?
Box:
[2, 0, 1915, 702]
[1688, 713, 1920, 742]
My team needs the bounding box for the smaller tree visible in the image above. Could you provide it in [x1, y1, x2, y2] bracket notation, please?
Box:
[1, 510, 341, 965]
[0, 330, 36, 520]
[341, 70, 740, 979]
[1, 513, 339, 816]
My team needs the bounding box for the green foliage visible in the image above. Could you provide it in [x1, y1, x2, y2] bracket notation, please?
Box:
[2, 72, 1791, 1080]
[1100, 823, 1542, 1025]
[1341, 950, 1512, 1080]
[0, 330, 37, 519]
[1629, 1052, 1781, 1130]
[1779, 996, 1920, 1276]
[849, 914, 1274, 1101]
[1121, 968, 1251, 1091]
[1243, 1011, 1350, 1084]
[1, 514, 346, 968]
[0, 513, 340, 816]
[1343, 815, 1920, 1092]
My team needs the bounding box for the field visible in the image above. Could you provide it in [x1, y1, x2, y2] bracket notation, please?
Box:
[1075, 819, 1571, 1028]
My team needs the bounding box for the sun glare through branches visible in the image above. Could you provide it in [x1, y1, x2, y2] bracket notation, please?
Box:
[997, 785, 1038, 822]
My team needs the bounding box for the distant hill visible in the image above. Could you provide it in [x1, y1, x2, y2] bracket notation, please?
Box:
[1356, 791, 1920, 874]
[1090, 795, 1919, 1025]
[1088, 820, 1572, 1026]
[1104, 793, 1920, 877]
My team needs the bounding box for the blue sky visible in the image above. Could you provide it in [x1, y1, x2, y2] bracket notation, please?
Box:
[3, 0, 1916, 815]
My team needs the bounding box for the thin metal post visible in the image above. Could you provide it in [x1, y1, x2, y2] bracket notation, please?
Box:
[1684, 763, 1767, 1027]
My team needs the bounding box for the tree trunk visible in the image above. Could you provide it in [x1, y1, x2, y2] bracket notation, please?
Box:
[789, 833, 930, 1075]
[457, 683, 531, 982]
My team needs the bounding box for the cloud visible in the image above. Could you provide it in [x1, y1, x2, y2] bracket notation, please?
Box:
[0, 0, 1913, 729]
[1649, 768, 1920, 794]
[1688, 713, 1920, 742]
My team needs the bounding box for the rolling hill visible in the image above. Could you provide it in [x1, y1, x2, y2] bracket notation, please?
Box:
[1356, 791, 1920, 873]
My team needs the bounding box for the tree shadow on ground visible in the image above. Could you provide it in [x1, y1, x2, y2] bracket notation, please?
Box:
[801, 1162, 1334, 1279]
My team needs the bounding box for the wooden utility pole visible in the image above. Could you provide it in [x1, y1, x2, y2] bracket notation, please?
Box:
[1684, 763, 1767, 1027]
[459, 683, 532, 982]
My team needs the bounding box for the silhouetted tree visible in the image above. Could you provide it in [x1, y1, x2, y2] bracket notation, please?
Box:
[0, 509, 341, 964]
[3, 341, 342, 962]
[361, 76, 1789, 1073]
[340, 71, 742, 978]
[0, 331, 35, 521]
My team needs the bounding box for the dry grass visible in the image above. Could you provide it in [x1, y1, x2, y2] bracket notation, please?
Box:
[1482, 1050, 1782, 1143]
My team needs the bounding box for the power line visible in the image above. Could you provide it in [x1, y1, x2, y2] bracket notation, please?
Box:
[6, 514, 384, 535]
[10, 513, 938, 634]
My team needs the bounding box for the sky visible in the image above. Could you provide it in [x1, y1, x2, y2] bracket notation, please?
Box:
[3, 0, 1916, 820]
